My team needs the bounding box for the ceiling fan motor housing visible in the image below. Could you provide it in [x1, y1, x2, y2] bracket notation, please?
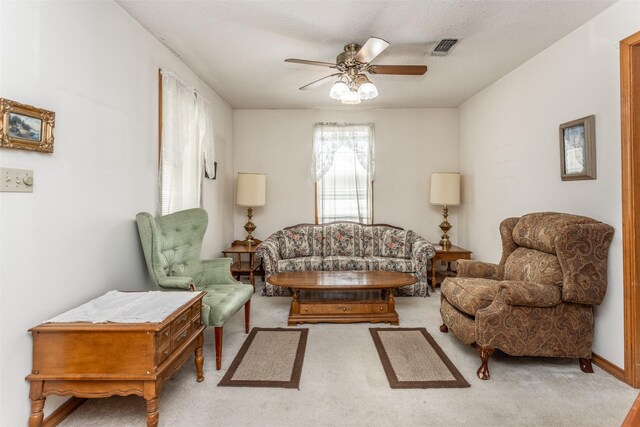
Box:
[337, 43, 362, 66]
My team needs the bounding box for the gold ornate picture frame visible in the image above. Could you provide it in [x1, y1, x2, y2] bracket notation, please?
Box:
[559, 115, 596, 181]
[0, 98, 55, 153]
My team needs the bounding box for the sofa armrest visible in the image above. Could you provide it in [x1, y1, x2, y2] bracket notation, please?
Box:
[457, 260, 504, 280]
[157, 276, 195, 290]
[202, 258, 241, 285]
[410, 234, 436, 283]
[256, 233, 281, 277]
[495, 281, 562, 307]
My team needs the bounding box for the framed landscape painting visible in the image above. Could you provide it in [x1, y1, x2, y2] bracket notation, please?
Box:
[0, 98, 55, 153]
[559, 115, 596, 181]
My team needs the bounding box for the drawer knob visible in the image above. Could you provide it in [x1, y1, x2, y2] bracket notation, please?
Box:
[380, 306, 384, 311]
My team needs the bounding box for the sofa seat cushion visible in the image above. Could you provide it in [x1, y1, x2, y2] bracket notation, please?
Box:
[276, 256, 323, 273]
[322, 256, 367, 271]
[441, 277, 501, 316]
[364, 256, 414, 273]
[201, 284, 253, 327]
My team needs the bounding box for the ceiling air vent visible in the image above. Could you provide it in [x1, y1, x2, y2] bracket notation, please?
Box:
[430, 38, 461, 56]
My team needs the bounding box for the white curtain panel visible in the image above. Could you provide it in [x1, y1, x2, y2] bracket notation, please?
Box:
[159, 70, 208, 215]
[196, 95, 215, 178]
[312, 123, 374, 223]
[312, 123, 375, 182]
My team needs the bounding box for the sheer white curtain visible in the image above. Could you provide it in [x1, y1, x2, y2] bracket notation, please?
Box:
[196, 95, 215, 179]
[159, 70, 214, 215]
[312, 124, 374, 223]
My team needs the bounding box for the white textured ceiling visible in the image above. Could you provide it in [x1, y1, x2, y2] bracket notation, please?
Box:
[117, 0, 615, 109]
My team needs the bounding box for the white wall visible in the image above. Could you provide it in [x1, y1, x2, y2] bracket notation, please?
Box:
[233, 109, 458, 244]
[0, 1, 234, 424]
[458, 0, 640, 368]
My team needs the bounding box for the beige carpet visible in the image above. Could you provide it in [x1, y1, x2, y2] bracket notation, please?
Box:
[370, 327, 469, 388]
[60, 279, 638, 427]
[218, 328, 307, 388]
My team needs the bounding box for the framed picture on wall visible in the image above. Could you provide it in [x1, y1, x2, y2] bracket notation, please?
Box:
[0, 98, 55, 153]
[559, 115, 596, 181]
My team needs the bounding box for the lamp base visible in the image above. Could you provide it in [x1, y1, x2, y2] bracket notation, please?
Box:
[243, 207, 257, 246]
[438, 205, 453, 250]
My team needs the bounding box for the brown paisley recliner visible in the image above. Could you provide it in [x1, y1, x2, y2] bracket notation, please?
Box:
[439, 212, 614, 380]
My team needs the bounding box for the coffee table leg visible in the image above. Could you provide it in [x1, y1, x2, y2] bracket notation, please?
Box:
[388, 289, 399, 325]
[289, 289, 300, 326]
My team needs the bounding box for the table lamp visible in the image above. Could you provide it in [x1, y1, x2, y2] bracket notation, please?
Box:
[236, 173, 266, 246]
[430, 172, 461, 250]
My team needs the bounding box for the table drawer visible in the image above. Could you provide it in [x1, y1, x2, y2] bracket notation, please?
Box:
[158, 324, 171, 348]
[300, 302, 389, 315]
[171, 309, 191, 334]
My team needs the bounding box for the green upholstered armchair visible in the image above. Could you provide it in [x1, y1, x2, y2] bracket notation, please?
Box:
[136, 208, 253, 370]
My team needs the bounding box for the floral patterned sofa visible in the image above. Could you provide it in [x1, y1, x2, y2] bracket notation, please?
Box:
[255, 222, 436, 297]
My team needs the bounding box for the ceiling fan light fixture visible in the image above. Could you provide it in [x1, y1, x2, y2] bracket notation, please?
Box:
[358, 81, 378, 100]
[341, 90, 361, 104]
[329, 81, 349, 100]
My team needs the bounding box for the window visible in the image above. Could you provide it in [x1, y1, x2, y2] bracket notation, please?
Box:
[312, 123, 374, 223]
[159, 70, 215, 215]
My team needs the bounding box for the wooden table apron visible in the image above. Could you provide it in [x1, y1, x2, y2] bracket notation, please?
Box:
[267, 271, 416, 326]
[26, 292, 206, 427]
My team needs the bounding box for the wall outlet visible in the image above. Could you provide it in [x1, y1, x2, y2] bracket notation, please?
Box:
[1, 167, 34, 193]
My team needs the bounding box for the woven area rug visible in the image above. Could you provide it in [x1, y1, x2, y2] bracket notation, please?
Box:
[218, 327, 308, 389]
[370, 327, 470, 389]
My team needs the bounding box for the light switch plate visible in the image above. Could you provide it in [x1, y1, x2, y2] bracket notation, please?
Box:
[1, 167, 34, 192]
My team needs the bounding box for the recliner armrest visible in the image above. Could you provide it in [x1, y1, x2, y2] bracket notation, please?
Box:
[457, 260, 504, 280]
[157, 276, 195, 290]
[495, 280, 562, 307]
[202, 258, 241, 285]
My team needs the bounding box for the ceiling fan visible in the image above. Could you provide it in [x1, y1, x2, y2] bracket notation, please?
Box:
[285, 37, 428, 104]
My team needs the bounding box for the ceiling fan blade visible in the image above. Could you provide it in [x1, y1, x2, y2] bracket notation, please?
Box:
[368, 65, 428, 75]
[285, 58, 337, 68]
[299, 73, 343, 90]
[354, 37, 390, 64]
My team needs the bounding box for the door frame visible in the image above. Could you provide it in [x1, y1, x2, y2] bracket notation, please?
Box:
[621, 31, 640, 388]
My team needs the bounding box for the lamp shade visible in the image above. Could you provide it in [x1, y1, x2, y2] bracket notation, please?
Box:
[236, 173, 266, 207]
[430, 172, 460, 206]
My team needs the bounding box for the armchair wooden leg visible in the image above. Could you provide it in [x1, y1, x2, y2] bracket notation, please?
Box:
[244, 300, 251, 333]
[440, 323, 449, 333]
[214, 326, 223, 370]
[474, 344, 494, 380]
[580, 358, 594, 373]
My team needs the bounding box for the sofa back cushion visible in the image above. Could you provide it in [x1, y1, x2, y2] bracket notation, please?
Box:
[512, 212, 596, 255]
[504, 247, 563, 286]
[323, 223, 363, 256]
[361, 226, 380, 256]
[380, 228, 413, 259]
[279, 226, 312, 258]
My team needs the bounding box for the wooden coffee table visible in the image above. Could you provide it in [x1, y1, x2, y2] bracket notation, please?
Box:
[267, 271, 416, 326]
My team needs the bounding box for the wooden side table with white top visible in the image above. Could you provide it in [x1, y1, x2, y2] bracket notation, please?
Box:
[26, 291, 205, 427]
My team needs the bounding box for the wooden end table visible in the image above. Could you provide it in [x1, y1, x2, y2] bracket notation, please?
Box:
[222, 240, 264, 290]
[430, 244, 472, 292]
